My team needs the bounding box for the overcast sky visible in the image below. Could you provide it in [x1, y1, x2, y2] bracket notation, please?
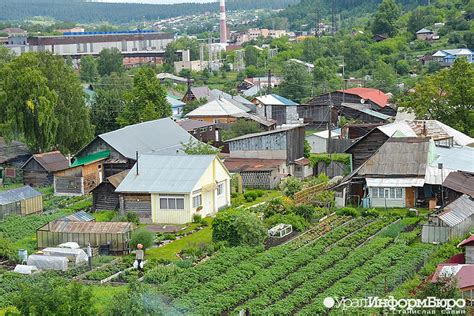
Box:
[96, 0, 217, 4]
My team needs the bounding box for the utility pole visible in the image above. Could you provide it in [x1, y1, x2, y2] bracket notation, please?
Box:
[331, 0, 336, 36]
[327, 90, 333, 154]
[267, 69, 272, 95]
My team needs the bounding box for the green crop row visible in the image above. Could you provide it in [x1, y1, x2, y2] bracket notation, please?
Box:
[172, 218, 385, 315]
[259, 237, 393, 315]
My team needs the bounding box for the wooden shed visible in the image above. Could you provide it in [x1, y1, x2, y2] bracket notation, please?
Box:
[22, 151, 69, 187]
[0, 186, 43, 219]
[37, 220, 134, 253]
[92, 170, 129, 211]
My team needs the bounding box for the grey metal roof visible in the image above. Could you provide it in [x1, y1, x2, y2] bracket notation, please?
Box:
[226, 125, 304, 142]
[99, 118, 195, 159]
[232, 112, 277, 127]
[177, 119, 215, 131]
[0, 186, 42, 205]
[341, 103, 392, 120]
[357, 137, 431, 177]
[438, 195, 474, 227]
[116, 154, 217, 194]
[61, 211, 95, 222]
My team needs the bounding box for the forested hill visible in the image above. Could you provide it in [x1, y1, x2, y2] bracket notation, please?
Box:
[280, 0, 426, 29]
[0, 0, 299, 23]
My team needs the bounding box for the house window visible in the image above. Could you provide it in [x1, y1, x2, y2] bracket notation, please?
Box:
[295, 166, 302, 172]
[217, 182, 224, 196]
[378, 188, 385, 198]
[371, 188, 378, 198]
[390, 188, 395, 199]
[192, 194, 202, 208]
[396, 188, 403, 199]
[160, 196, 185, 210]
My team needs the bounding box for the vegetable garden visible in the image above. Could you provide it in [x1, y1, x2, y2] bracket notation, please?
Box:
[150, 216, 437, 315]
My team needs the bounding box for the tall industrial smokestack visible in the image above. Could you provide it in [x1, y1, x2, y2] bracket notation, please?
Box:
[219, 0, 227, 44]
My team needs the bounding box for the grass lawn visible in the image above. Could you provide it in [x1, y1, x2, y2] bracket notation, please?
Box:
[94, 210, 116, 222]
[146, 225, 213, 261]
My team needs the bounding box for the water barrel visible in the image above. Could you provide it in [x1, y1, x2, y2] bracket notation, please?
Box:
[18, 249, 28, 263]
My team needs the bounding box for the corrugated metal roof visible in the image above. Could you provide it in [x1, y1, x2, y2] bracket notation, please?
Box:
[186, 98, 248, 117]
[71, 150, 110, 168]
[99, 118, 195, 160]
[377, 121, 418, 137]
[443, 171, 474, 198]
[166, 95, 185, 108]
[0, 186, 42, 205]
[177, 119, 215, 131]
[107, 170, 130, 188]
[312, 128, 341, 139]
[438, 195, 474, 227]
[357, 138, 430, 177]
[42, 220, 133, 233]
[366, 178, 425, 187]
[23, 151, 69, 172]
[226, 125, 304, 142]
[224, 158, 285, 172]
[116, 154, 217, 194]
[416, 28, 432, 34]
[337, 87, 389, 108]
[232, 112, 277, 127]
[61, 211, 95, 222]
[424, 146, 474, 185]
[255, 94, 299, 106]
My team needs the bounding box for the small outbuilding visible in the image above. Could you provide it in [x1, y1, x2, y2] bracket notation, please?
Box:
[92, 170, 129, 211]
[22, 151, 69, 187]
[37, 220, 134, 253]
[0, 185, 43, 219]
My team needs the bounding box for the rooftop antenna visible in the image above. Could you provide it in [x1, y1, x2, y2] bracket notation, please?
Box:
[136, 151, 139, 176]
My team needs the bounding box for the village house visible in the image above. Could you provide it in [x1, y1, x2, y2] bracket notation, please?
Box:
[416, 28, 436, 41]
[167, 95, 186, 119]
[92, 170, 129, 211]
[54, 118, 196, 196]
[223, 158, 288, 189]
[186, 97, 251, 124]
[21, 151, 69, 187]
[0, 186, 43, 220]
[224, 125, 311, 186]
[254, 94, 300, 125]
[432, 48, 474, 65]
[115, 154, 231, 224]
[0, 137, 31, 184]
[345, 120, 474, 169]
[306, 128, 342, 154]
[177, 120, 221, 145]
[430, 235, 474, 300]
[305, 87, 396, 117]
[442, 171, 474, 204]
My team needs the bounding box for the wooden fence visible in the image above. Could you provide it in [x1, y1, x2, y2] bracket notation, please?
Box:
[294, 183, 328, 205]
[316, 161, 348, 178]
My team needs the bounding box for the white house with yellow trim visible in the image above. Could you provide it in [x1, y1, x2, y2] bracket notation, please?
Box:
[115, 154, 231, 224]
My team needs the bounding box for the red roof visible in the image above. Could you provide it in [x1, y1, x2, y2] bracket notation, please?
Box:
[458, 235, 474, 247]
[338, 87, 389, 108]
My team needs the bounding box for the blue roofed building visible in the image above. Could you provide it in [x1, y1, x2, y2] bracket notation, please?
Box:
[167, 95, 186, 119]
[432, 48, 473, 65]
[253, 94, 300, 125]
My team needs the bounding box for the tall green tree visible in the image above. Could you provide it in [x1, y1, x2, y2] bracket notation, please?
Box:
[117, 67, 171, 126]
[278, 61, 312, 103]
[80, 55, 99, 83]
[221, 119, 264, 141]
[313, 57, 343, 95]
[0, 52, 93, 153]
[371, 0, 400, 37]
[244, 45, 259, 68]
[399, 58, 474, 136]
[97, 48, 123, 77]
[91, 73, 130, 135]
[369, 59, 397, 93]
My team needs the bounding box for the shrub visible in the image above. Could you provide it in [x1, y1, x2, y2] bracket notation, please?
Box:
[192, 214, 202, 223]
[163, 233, 176, 241]
[292, 204, 315, 221]
[254, 190, 265, 197]
[231, 192, 239, 198]
[0, 235, 14, 260]
[262, 198, 290, 218]
[243, 191, 258, 202]
[175, 259, 193, 269]
[212, 209, 267, 247]
[126, 212, 140, 225]
[130, 228, 154, 249]
[279, 177, 303, 198]
[336, 207, 359, 217]
[361, 208, 379, 218]
[264, 213, 309, 232]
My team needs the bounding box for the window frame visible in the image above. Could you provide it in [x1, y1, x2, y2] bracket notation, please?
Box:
[192, 194, 202, 208]
[217, 182, 224, 196]
[159, 196, 185, 210]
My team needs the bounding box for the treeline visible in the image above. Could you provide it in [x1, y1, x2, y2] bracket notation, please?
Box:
[0, 0, 299, 24]
[280, 0, 427, 29]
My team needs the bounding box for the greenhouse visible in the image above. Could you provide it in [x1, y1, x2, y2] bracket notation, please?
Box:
[0, 185, 43, 219]
[37, 220, 134, 254]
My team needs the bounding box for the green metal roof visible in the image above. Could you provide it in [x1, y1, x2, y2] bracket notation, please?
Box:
[70, 150, 110, 168]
